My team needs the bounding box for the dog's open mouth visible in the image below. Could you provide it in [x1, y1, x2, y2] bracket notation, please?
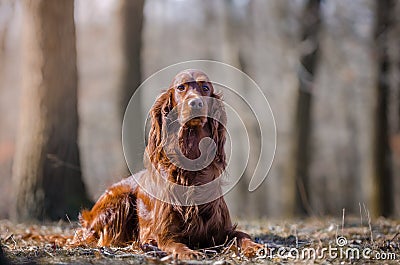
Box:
[180, 108, 208, 127]
[185, 117, 207, 127]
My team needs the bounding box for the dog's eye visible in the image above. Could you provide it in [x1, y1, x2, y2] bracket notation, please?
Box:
[202, 85, 210, 91]
[177, 85, 185, 91]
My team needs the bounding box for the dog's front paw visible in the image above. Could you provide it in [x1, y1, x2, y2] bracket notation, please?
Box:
[163, 243, 204, 260]
[240, 238, 265, 258]
[175, 248, 203, 260]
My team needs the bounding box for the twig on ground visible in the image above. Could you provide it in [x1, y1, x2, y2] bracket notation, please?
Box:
[342, 208, 345, 235]
[44, 249, 54, 257]
[391, 232, 399, 242]
[363, 203, 374, 244]
[335, 224, 339, 241]
[291, 225, 299, 248]
[65, 215, 72, 226]
[99, 247, 142, 259]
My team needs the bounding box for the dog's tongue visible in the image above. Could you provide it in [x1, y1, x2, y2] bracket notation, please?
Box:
[186, 118, 205, 127]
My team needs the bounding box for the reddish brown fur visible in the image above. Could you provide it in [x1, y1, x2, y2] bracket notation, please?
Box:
[72, 70, 262, 259]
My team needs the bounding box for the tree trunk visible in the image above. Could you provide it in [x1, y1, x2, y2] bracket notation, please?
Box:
[11, 0, 90, 221]
[373, 0, 399, 217]
[119, 0, 145, 173]
[119, 0, 144, 116]
[387, 0, 400, 218]
[292, 0, 321, 216]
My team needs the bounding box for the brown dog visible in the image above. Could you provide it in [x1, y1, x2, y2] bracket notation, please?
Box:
[73, 69, 261, 259]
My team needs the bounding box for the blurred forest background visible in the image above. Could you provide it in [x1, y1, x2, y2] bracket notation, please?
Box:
[0, 0, 399, 221]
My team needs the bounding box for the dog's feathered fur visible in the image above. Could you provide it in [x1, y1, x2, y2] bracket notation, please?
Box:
[72, 70, 260, 259]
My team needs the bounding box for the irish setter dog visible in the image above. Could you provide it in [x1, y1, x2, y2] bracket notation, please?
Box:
[73, 69, 261, 259]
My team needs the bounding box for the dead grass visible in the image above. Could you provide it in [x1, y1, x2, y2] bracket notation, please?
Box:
[0, 217, 399, 264]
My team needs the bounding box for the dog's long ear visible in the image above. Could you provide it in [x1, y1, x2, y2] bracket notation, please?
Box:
[146, 89, 173, 166]
[210, 92, 227, 168]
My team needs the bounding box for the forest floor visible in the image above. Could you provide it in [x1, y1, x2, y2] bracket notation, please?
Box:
[0, 217, 399, 264]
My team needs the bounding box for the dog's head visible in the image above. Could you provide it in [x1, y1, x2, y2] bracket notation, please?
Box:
[146, 69, 227, 175]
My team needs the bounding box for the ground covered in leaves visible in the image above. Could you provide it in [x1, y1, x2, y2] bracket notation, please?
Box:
[0, 217, 399, 264]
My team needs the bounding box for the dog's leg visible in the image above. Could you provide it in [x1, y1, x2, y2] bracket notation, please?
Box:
[73, 182, 139, 247]
[159, 241, 203, 260]
[229, 230, 264, 258]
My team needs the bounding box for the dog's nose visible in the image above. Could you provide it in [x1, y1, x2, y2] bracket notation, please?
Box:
[188, 98, 204, 109]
